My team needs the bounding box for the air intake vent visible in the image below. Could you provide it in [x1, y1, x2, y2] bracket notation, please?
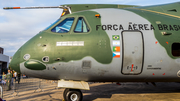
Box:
[82, 61, 91, 69]
[168, 9, 177, 12]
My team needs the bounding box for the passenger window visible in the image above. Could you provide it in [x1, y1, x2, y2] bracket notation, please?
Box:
[51, 18, 74, 33]
[172, 43, 180, 57]
[74, 17, 90, 33]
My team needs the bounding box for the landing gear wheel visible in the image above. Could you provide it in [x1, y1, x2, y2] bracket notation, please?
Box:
[63, 88, 70, 100]
[63, 89, 83, 101]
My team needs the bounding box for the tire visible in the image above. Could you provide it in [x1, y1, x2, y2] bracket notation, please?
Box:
[65, 89, 83, 101]
[63, 88, 70, 100]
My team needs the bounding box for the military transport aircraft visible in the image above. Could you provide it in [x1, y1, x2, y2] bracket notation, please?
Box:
[4, 2, 180, 101]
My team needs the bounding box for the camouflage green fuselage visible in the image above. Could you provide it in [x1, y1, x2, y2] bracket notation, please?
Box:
[10, 2, 180, 82]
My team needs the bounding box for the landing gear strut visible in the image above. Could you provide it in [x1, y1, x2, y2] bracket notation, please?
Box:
[63, 88, 83, 101]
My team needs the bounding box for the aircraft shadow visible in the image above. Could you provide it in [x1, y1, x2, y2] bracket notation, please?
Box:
[83, 82, 180, 101]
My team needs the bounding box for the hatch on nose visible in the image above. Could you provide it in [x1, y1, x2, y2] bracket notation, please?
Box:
[24, 60, 46, 70]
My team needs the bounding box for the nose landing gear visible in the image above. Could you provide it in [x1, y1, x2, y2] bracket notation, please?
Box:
[58, 80, 89, 101]
[63, 88, 83, 101]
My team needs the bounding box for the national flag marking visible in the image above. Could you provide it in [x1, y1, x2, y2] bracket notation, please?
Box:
[112, 35, 120, 40]
[113, 46, 120, 52]
[113, 41, 120, 46]
[113, 52, 120, 58]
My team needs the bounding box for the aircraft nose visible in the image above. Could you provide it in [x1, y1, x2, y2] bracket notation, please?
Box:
[10, 48, 21, 73]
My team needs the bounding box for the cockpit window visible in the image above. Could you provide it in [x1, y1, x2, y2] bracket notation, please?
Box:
[51, 17, 74, 33]
[74, 17, 90, 33]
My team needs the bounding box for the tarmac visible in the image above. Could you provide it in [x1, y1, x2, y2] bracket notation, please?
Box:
[2, 78, 180, 101]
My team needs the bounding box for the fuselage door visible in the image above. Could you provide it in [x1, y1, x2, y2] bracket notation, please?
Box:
[121, 31, 144, 75]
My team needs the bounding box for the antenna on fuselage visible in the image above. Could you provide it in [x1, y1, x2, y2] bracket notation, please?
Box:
[3, 6, 71, 16]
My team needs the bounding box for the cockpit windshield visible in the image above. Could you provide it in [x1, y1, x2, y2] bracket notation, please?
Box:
[44, 17, 89, 33]
[51, 17, 74, 33]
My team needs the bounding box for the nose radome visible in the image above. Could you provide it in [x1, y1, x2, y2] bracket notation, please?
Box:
[10, 49, 21, 73]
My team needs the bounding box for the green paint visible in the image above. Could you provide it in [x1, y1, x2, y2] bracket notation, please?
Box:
[10, 48, 21, 73]
[24, 60, 46, 70]
[16, 11, 112, 66]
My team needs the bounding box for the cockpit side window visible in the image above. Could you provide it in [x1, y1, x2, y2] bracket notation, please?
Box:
[51, 17, 74, 33]
[74, 17, 90, 33]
